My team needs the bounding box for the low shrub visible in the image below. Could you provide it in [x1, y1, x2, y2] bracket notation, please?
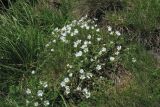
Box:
[23, 16, 135, 106]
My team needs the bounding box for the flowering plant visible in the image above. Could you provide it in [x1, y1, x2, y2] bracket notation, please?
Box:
[44, 15, 125, 100]
[24, 79, 51, 107]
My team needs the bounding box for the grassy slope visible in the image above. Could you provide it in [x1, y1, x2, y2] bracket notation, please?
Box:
[78, 44, 160, 107]
[0, 0, 160, 107]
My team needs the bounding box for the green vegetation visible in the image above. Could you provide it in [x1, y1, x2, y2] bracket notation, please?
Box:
[0, 0, 160, 107]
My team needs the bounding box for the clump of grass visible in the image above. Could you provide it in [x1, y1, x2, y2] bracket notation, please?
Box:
[124, 0, 160, 52]
[87, 0, 126, 21]
[126, 0, 160, 31]
[0, 0, 72, 96]
[0, 15, 44, 96]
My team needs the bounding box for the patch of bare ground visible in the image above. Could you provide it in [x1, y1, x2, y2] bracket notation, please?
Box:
[112, 64, 133, 91]
[33, 0, 61, 12]
[148, 51, 160, 68]
[115, 72, 132, 91]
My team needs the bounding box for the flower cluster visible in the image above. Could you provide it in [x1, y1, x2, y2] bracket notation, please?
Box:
[45, 15, 126, 100]
[25, 80, 50, 107]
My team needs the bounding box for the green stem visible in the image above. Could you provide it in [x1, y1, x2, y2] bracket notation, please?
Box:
[60, 94, 68, 107]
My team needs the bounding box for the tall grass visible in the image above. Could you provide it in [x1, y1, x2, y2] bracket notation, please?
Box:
[0, 0, 73, 95]
[126, 0, 160, 31]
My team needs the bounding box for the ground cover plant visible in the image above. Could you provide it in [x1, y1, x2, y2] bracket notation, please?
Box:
[0, 0, 160, 107]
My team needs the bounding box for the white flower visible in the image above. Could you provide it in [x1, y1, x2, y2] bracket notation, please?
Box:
[81, 44, 87, 49]
[34, 102, 39, 107]
[51, 49, 54, 52]
[115, 51, 120, 55]
[71, 33, 74, 36]
[65, 86, 70, 89]
[79, 69, 84, 74]
[69, 73, 73, 77]
[110, 41, 114, 44]
[39, 81, 48, 88]
[62, 26, 67, 31]
[44, 100, 50, 106]
[74, 29, 79, 35]
[93, 18, 98, 21]
[96, 28, 100, 32]
[54, 27, 59, 32]
[67, 64, 73, 68]
[62, 32, 67, 37]
[85, 91, 91, 98]
[43, 82, 48, 88]
[84, 41, 88, 45]
[80, 74, 86, 80]
[84, 23, 88, 27]
[75, 51, 83, 57]
[26, 88, 31, 94]
[31, 70, 35, 74]
[96, 65, 102, 70]
[87, 35, 91, 39]
[97, 38, 101, 41]
[67, 25, 71, 30]
[67, 29, 71, 34]
[100, 76, 103, 79]
[60, 36, 66, 42]
[82, 88, 88, 93]
[52, 40, 56, 43]
[60, 81, 66, 87]
[94, 56, 98, 60]
[74, 42, 78, 48]
[80, 25, 85, 28]
[117, 46, 122, 51]
[99, 51, 102, 55]
[88, 41, 91, 44]
[37, 90, 43, 97]
[40, 81, 43, 85]
[110, 57, 115, 61]
[86, 73, 93, 78]
[61, 38, 68, 43]
[132, 58, 136, 62]
[84, 48, 89, 53]
[74, 40, 81, 48]
[82, 88, 91, 98]
[115, 31, 121, 36]
[90, 58, 94, 62]
[45, 44, 50, 47]
[72, 20, 77, 24]
[77, 40, 82, 43]
[110, 31, 114, 35]
[101, 47, 106, 52]
[76, 86, 81, 91]
[26, 100, 29, 105]
[86, 26, 90, 30]
[67, 70, 70, 73]
[65, 86, 70, 94]
[64, 77, 70, 83]
[107, 26, 112, 31]
[91, 26, 94, 29]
